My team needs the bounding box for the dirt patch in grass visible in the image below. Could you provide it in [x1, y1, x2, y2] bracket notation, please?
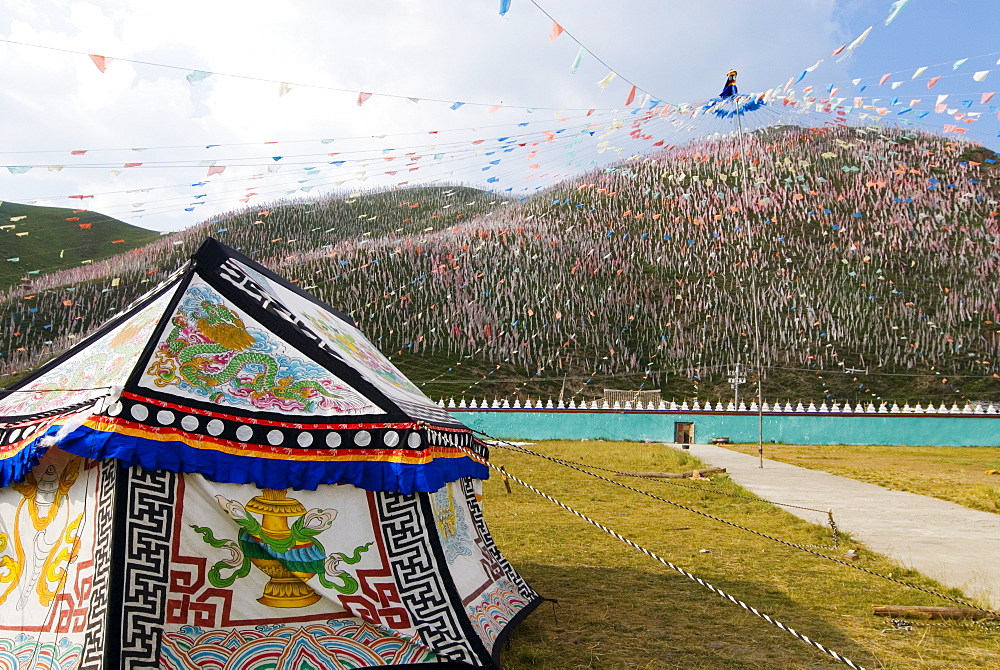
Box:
[723, 443, 1000, 514]
[484, 441, 1000, 669]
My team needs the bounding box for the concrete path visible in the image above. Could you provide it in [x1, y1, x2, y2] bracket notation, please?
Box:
[686, 444, 1000, 610]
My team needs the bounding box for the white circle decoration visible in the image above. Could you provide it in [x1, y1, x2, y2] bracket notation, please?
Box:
[181, 415, 199, 432]
[130, 404, 148, 421]
[207, 419, 225, 436]
[235, 425, 253, 442]
[383, 431, 400, 447]
[354, 430, 371, 447]
[267, 429, 284, 446]
[156, 410, 174, 426]
[297, 432, 314, 447]
[325, 432, 342, 448]
[8, 428, 21, 444]
[108, 402, 123, 417]
[407, 432, 422, 448]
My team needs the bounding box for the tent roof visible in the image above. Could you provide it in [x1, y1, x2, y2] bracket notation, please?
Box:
[0, 238, 487, 492]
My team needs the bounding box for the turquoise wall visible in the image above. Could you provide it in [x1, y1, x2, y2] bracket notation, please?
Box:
[451, 410, 1000, 447]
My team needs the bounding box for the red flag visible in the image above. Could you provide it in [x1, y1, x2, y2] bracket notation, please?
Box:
[89, 54, 111, 73]
[357, 91, 373, 106]
[625, 85, 637, 106]
[879, 73, 891, 85]
[66, 217, 79, 221]
[927, 76, 941, 89]
[79, 223, 92, 229]
[549, 21, 564, 41]
[206, 165, 226, 176]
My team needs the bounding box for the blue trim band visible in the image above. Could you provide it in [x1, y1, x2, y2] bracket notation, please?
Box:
[3, 424, 488, 493]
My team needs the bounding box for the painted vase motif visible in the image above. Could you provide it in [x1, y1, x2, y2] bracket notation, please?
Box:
[193, 488, 371, 608]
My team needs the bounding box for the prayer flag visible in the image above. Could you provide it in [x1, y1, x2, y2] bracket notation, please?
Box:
[884, 0, 910, 26]
[186, 70, 212, 84]
[89, 54, 111, 72]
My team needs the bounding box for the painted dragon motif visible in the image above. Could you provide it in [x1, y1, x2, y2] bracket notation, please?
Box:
[145, 293, 350, 412]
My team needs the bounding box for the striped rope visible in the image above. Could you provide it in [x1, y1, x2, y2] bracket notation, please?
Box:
[488, 437, 999, 616]
[467, 446, 870, 669]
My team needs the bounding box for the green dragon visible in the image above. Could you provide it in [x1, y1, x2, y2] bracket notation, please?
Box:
[146, 299, 339, 410]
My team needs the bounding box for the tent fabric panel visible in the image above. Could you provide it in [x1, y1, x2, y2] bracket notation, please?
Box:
[455, 479, 541, 660]
[0, 450, 117, 669]
[116, 469, 494, 667]
[224, 257, 460, 427]
[0, 285, 177, 487]
[135, 275, 385, 418]
[0, 273, 178, 420]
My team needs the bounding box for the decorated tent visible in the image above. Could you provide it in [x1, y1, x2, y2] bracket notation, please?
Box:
[0, 238, 539, 669]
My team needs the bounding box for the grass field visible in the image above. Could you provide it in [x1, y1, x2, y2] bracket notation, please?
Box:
[482, 441, 1000, 669]
[0, 200, 160, 288]
[722, 443, 1000, 515]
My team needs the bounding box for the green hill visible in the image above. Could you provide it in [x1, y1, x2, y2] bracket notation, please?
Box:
[2, 128, 999, 406]
[0, 201, 161, 289]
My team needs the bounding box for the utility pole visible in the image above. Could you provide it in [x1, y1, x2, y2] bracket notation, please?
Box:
[728, 363, 746, 407]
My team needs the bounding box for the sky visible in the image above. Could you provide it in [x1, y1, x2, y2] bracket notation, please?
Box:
[0, 0, 997, 232]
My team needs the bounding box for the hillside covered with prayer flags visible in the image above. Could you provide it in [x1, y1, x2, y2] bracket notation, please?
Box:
[1, 125, 998, 404]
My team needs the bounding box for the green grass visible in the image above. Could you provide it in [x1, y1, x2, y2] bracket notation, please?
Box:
[483, 441, 1000, 669]
[723, 443, 1000, 515]
[0, 200, 160, 288]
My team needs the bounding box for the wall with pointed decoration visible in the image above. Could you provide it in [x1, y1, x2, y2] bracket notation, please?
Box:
[444, 398, 1000, 446]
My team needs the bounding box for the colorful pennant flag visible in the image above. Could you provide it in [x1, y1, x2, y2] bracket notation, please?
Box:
[89, 54, 111, 73]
